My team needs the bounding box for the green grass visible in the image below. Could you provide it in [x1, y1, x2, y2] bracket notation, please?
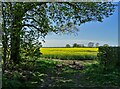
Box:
[3, 58, 120, 88]
[81, 64, 120, 87]
[2, 59, 58, 89]
[41, 48, 98, 60]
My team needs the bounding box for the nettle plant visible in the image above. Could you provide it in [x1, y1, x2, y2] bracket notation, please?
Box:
[97, 47, 119, 70]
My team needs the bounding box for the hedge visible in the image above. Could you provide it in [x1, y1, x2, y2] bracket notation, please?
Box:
[97, 46, 120, 70]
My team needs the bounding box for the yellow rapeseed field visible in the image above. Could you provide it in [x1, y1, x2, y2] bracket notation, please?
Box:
[41, 48, 98, 60]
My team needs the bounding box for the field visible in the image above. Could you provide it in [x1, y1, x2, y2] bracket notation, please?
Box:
[41, 48, 98, 60]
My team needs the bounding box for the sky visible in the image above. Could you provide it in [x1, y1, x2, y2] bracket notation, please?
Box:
[42, 3, 118, 47]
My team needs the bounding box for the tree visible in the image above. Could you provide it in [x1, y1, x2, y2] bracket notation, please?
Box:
[103, 44, 109, 47]
[88, 42, 94, 47]
[78, 44, 84, 47]
[1, 2, 116, 64]
[66, 44, 71, 48]
[73, 43, 79, 47]
[1, 3, 10, 71]
[96, 43, 99, 47]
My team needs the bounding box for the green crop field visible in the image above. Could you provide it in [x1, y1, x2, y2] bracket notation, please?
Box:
[41, 48, 99, 60]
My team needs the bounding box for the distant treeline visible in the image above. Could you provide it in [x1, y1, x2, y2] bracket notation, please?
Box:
[42, 42, 118, 48]
[65, 42, 111, 48]
[42, 47, 98, 48]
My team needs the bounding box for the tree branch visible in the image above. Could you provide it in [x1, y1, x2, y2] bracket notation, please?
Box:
[23, 24, 41, 31]
[23, 17, 41, 26]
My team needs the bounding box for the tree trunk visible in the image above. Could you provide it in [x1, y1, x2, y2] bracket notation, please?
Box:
[2, 3, 7, 72]
[10, 15, 22, 64]
[9, 2, 24, 64]
[10, 28, 20, 64]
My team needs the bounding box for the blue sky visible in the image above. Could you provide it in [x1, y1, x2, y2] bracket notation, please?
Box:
[42, 3, 118, 47]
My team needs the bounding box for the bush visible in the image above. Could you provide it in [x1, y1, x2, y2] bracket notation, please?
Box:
[97, 47, 120, 70]
[3, 74, 22, 89]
